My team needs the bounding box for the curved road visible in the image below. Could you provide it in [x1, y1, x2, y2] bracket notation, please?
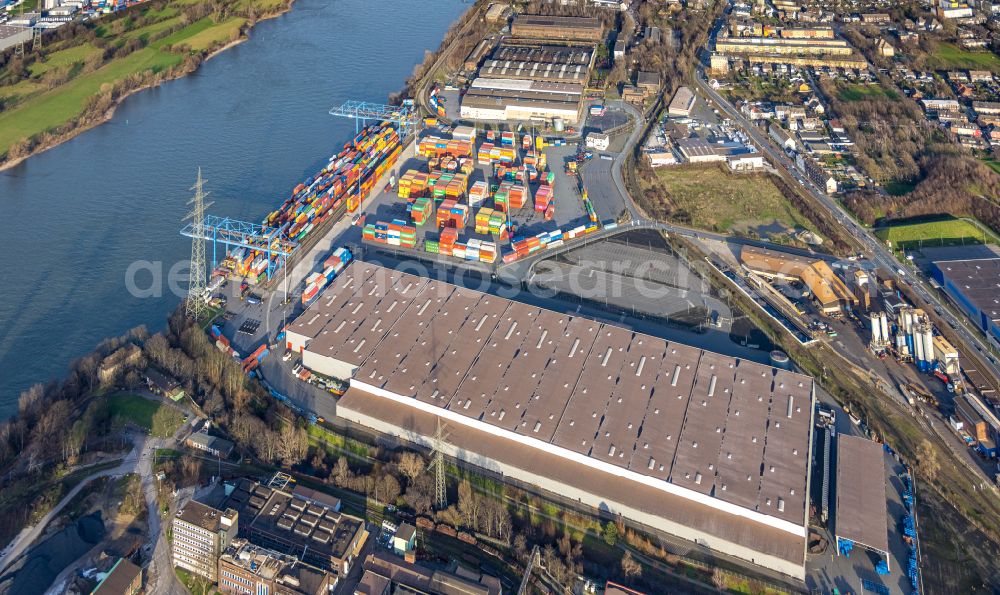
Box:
[1, 414, 192, 594]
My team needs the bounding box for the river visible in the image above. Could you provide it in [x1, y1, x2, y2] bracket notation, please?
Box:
[0, 0, 468, 416]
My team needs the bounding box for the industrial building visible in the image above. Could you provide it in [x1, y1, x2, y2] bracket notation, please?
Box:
[479, 59, 590, 83]
[218, 539, 337, 595]
[954, 392, 1000, 457]
[490, 43, 594, 67]
[356, 552, 502, 595]
[676, 138, 726, 163]
[739, 246, 857, 314]
[287, 262, 816, 579]
[930, 250, 1000, 344]
[484, 2, 512, 23]
[460, 78, 584, 125]
[173, 501, 239, 582]
[221, 478, 367, 574]
[0, 25, 32, 53]
[834, 435, 889, 568]
[667, 86, 696, 117]
[510, 14, 604, 43]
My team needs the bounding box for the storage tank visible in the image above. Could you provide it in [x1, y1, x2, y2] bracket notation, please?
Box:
[914, 331, 925, 369]
[879, 313, 889, 344]
[553, 117, 565, 132]
[896, 334, 909, 357]
[870, 313, 882, 344]
[923, 329, 935, 372]
[770, 350, 791, 370]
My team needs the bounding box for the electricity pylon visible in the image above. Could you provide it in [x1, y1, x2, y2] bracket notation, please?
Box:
[183, 168, 213, 320]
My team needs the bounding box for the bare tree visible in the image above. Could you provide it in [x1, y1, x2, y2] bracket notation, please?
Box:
[621, 550, 643, 582]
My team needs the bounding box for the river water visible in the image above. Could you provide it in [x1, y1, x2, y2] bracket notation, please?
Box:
[0, 0, 468, 416]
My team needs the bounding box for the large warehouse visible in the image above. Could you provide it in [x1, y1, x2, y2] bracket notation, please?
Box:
[510, 14, 604, 43]
[930, 247, 1000, 344]
[460, 78, 584, 125]
[286, 262, 816, 579]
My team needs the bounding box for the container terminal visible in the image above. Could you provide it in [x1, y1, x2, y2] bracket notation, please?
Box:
[177, 10, 924, 592]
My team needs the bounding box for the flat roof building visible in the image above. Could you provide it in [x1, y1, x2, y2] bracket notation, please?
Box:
[479, 59, 589, 83]
[356, 551, 503, 595]
[511, 14, 604, 43]
[221, 478, 366, 575]
[461, 77, 584, 125]
[218, 539, 336, 595]
[834, 435, 889, 561]
[668, 86, 696, 116]
[930, 250, 1000, 344]
[490, 43, 594, 66]
[677, 138, 727, 163]
[173, 501, 239, 582]
[288, 261, 816, 580]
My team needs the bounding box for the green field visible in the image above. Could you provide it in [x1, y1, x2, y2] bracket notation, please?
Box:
[0, 47, 183, 152]
[27, 44, 102, 77]
[642, 165, 818, 237]
[838, 83, 899, 102]
[155, 16, 245, 52]
[874, 217, 996, 251]
[927, 43, 1000, 73]
[122, 15, 184, 43]
[0, 0, 277, 159]
[106, 393, 184, 437]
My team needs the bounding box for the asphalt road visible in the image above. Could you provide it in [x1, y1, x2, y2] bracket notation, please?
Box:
[691, 69, 1000, 384]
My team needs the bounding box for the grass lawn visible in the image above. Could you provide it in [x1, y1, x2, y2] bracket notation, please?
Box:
[927, 43, 1000, 73]
[180, 17, 245, 52]
[174, 566, 217, 595]
[27, 44, 101, 77]
[122, 15, 184, 43]
[874, 217, 996, 251]
[838, 83, 899, 102]
[0, 80, 44, 101]
[0, 0, 284, 158]
[106, 393, 184, 437]
[644, 165, 818, 236]
[0, 47, 183, 152]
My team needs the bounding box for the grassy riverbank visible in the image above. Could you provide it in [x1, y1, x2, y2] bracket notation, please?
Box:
[0, 0, 292, 166]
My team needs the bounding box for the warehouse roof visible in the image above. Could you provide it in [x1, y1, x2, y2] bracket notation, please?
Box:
[512, 14, 602, 30]
[932, 256, 1000, 321]
[480, 60, 589, 83]
[292, 262, 814, 531]
[834, 435, 888, 554]
[491, 43, 594, 66]
[469, 77, 583, 95]
[338, 385, 807, 566]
